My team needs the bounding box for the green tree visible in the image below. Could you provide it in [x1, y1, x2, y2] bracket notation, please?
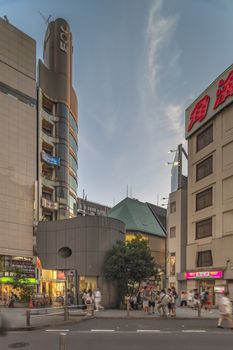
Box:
[11, 269, 35, 303]
[103, 235, 156, 300]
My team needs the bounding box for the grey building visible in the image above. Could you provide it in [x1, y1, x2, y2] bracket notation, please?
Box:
[37, 18, 78, 222]
[36, 216, 125, 307]
[0, 17, 37, 298]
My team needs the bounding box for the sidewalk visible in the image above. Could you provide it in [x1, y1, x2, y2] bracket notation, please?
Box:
[93, 307, 219, 319]
[0, 306, 219, 330]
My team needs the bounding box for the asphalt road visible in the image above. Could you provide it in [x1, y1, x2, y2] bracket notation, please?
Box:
[2, 319, 233, 350]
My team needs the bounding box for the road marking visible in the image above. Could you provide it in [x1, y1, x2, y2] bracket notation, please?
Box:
[91, 329, 115, 332]
[45, 329, 70, 332]
[182, 330, 206, 333]
[137, 330, 161, 333]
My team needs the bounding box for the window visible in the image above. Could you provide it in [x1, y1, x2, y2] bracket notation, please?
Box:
[69, 174, 78, 193]
[69, 133, 78, 154]
[196, 156, 213, 181]
[69, 194, 77, 214]
[69, 153, 78, 173]
[196, 187, 212, 211]
[196, 125, 213, 152]
[197, 250, 213, 267]
[170, 201, 176, 213]
[170, 227, 176, 238]
[69, 113, 78, 134]
[196, 218, 212, 239]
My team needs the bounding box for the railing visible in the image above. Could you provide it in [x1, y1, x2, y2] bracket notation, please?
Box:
[25, 304, 95, 327]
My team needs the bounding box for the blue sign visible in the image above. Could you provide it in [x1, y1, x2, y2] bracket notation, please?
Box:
[42, 152, 60, 166]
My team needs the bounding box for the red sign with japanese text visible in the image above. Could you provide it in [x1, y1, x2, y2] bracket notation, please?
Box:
[188, 95, 210, 131]
[214, 70, 233, 109]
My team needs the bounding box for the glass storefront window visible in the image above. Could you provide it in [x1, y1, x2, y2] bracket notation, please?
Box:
[79, 276, 97, 293]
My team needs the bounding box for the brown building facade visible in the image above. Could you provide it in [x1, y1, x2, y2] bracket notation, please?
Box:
[185, 64, 233, 300]
[37, 18, 78, 222]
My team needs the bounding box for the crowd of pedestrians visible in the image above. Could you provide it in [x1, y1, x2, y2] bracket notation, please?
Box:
[127, 285, 178, 317]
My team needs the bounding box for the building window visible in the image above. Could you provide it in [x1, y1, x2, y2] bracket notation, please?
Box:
[196, 187, 212, 211]
[196, 218, 212, 239]
[196, 156, 213, 181]
[169, 253, 176, 276]
[69, 153, 78, 173]
[69, 174, 78, 193]
[197, 250, 213, 267]
[69, 133, 78, 154]
[196, 125, 213, 152]
[170, 227, 176, 238]
[170, 201, 176, 213]
[69, 113, 78, 134]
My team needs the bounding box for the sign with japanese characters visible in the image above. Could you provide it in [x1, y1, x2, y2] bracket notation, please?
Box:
[185, 271, 223, 280]
[185, 64, 233, 138]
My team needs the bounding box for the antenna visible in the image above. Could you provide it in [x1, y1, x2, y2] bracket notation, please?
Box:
[38, 11, 52, 25]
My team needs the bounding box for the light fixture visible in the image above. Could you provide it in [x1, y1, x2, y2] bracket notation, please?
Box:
[168, 149, 177, 154]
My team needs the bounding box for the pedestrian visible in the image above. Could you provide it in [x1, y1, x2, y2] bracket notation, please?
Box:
[204, 287, 212, 313]
[142, 285, 150, 315]
[217, 292, 233, 329]
[157, 290, 171, 316]
[8, 293, 15, 308]
[193, 289, 200, 310]
[94, 288, 104, 311]
[149, 286, 156, 314]
[180, 291, 187, 307]
[0, 312, 9, 336]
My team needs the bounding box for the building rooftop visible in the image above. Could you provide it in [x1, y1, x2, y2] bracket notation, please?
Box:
[108, 197, 166, 238]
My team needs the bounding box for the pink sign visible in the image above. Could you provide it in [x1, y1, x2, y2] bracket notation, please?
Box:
[185, 271, 223, 280]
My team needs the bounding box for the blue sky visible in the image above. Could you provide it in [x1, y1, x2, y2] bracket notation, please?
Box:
[1, 0, 233, 207]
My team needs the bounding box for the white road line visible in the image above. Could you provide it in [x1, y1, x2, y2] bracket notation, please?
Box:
[91, 329, 115, 332]
[182, 330, 206, 333]
[137, 330, 161, 333]
[45, 329, 70, 332]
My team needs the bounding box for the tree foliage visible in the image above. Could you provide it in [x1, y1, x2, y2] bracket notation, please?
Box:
[11, 268, 35, 302]
[103, 235, 156, 295]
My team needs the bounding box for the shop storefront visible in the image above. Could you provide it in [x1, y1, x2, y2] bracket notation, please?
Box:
[0, 255, 37, 305]
[39, 270, 66, 304]
[185, 270, 225, 305]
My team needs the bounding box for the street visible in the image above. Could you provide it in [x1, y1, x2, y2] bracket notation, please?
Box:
[2, 319, 233, 349]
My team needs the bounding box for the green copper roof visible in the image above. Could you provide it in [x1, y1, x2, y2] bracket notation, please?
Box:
[108, 197, 166, 238]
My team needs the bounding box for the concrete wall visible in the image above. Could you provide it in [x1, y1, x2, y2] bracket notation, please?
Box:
[37, 216, 125, 307]
[0, 18, 36, 257]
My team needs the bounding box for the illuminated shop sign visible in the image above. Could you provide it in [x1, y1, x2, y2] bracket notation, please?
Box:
[185, 271, 223, 280]
[41, 151, 60, 166]
[41, 198, 59, 210]
[0, 277, 37, 284]
[185, 64, 233, 138]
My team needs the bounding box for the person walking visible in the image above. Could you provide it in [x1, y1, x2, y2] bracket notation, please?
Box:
[157, 290, 171, 316]
[217, 292, 233, 329]
[94, 288, 104, 311]
[149, 286, 156, 314]
[142, 285, 150, 315]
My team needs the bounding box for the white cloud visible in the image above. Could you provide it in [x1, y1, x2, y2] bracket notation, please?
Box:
[146, 0, 179, 95]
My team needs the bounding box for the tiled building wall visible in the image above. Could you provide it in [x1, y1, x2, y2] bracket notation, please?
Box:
[0, 19, 36, 257]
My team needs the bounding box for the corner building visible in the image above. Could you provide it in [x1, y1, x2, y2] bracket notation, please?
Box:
[38, 18, 78, 221]
[0, 18, 37, 296]
[185, 64, 233, 301]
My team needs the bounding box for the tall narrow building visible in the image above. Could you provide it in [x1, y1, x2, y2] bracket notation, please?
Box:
[38, 18, 78, 221]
